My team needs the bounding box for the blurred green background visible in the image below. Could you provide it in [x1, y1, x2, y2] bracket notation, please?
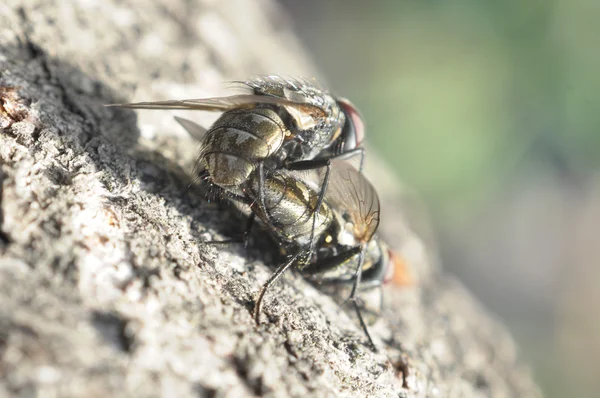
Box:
[280, 1, 600, 397]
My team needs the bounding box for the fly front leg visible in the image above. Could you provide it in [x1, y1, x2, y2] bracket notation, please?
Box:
[303, 246, 382, 321]
[350, 250, 377, 351]
[290, 147, 365, 171]
[305, 247, 386, 290]
[285, 146, 365, 172]
[301, 244, 378, 351]
[344, 247, 378, 352]
[301, 245, 363, 276]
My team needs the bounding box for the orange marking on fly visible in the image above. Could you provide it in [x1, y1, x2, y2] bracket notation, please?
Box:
[384, 249, 413, 286]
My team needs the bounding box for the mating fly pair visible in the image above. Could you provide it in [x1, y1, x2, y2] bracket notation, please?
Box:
[110, 76, 401, 350]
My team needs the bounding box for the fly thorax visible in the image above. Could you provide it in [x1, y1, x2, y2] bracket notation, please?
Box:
[262, 157, 281, 172]
[280, 139, 312, 161]
[302, 126, 335, 155]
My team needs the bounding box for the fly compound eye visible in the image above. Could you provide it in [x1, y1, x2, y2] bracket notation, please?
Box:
[337, 97, 365, 151]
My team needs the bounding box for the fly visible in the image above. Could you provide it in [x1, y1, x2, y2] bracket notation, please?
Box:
[107, 77, 403, 350]
[108, 75, 367, 257]
[230, 157, 398, 351]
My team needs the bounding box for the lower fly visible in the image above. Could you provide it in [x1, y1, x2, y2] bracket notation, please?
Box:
[206, 154, 393, 351]
[173, 115, 400, 350]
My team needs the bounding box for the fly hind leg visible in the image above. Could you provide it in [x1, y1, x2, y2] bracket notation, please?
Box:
[254, 249, 304, 324]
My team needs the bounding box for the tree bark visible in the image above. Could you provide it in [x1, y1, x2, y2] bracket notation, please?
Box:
[0, 1, 541, 397]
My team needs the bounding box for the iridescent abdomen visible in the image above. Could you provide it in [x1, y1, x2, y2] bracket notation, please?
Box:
[248, 171, 333, 246]
[200, 108, 286, 187]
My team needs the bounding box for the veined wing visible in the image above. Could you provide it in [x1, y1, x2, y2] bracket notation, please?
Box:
[106, 94, 324, 114]
[287, 159, 380, 243]
[325, 159, 380, 243]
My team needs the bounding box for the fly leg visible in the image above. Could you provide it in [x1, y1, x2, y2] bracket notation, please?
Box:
[198, 175, 255, 247]
[308, 262, 385, 319]
[305, 246, 410, 380]
[353, 255, 386, 314]
[300, 245, 362, 275]
[285, 158, 331, 264]
[256, 161, 281, 234]
[300, 245, 377, 351]
[310, 253, 386, 290]
[284, 147, 365, 262]
[344, 247, 378, 352]
[294, 147, 365, 171]
[254, 249, 303, 324]
[206, 213, 255, 248]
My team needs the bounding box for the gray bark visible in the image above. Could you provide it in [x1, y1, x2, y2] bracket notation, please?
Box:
[0, 1, 541, 397]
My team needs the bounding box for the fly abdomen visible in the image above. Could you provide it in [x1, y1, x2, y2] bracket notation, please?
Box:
[248, 171, 332, 245]
[200, 108, 287, 187]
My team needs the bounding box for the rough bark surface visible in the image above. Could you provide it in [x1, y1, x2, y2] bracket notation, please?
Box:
[0, 1, 541, 397]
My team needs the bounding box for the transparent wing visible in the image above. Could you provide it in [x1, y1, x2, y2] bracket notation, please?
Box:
[337, 150, 363, 172]
[174, 116, 207, 141]
[287, 159, 380, 242]
[325, 159, 380, 243]
[106, 94, 323, 113]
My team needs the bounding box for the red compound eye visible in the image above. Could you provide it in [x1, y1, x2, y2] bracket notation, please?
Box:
[337, 97, 365, 148]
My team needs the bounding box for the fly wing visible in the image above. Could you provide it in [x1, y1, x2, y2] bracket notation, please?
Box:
[106, 94, 324, 113]
[325, 159, 380, 243]
[241, 75, 331, 130]
[240, 75, 327, 107]
[286, 158, 380, 243]
[174, 116, 208, 141]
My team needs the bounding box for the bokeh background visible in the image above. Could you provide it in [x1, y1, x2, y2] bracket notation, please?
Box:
[279, 1, 600, 397]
